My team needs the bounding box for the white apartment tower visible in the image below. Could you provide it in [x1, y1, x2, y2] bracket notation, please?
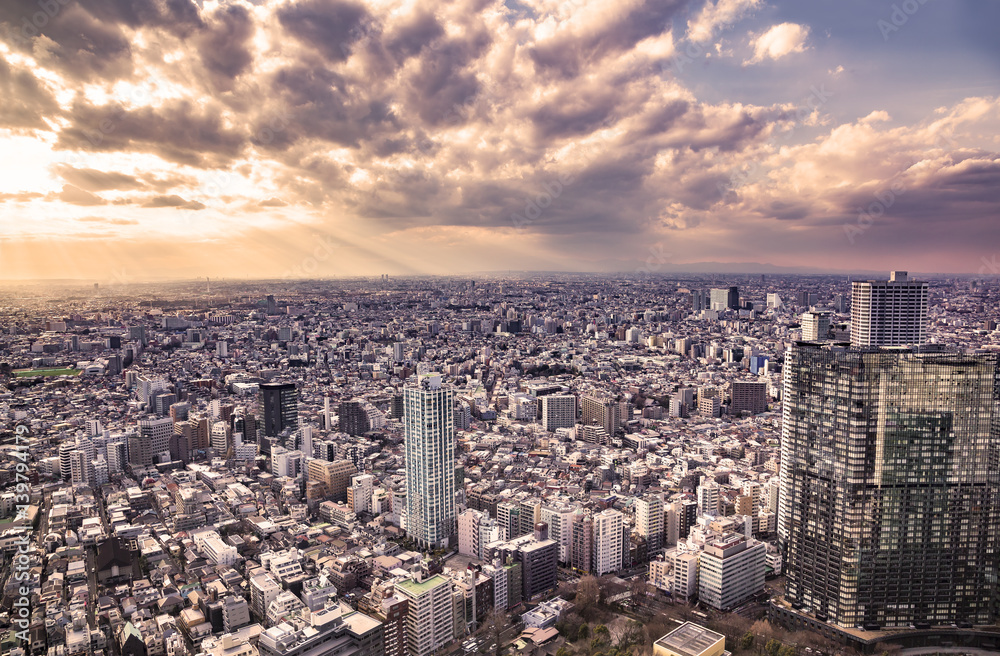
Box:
[592, 508, 623, 576]
[697, 480, 721, 516]
[635, 495, 665, 555]
[404, 374, 456, 550]
[349, 473, 375, 514]
[850, 271, 928, 346]
[397, 575, 455, 656]
[541, 395, 576, 432]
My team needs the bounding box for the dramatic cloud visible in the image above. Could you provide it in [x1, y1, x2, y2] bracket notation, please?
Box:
[56, 185, 107, 206]
[0, 0, 996, 278]
[745, 22, 810, 64]
[141, 195, 206, 210]
[686, 0, 763, 44]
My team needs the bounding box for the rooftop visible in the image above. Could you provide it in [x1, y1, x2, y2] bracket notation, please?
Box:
[396, 574, 449, 597]
[654, 622, 725, 656]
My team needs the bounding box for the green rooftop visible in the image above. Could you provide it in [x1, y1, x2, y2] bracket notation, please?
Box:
[397, 574, 449, 597]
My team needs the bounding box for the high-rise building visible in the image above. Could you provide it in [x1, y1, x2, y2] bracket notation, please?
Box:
[850, 271, 929, 347]
[404, 374, 456, 550]
[697, 480, 721, 516]
[518, 539, 559, 599]
[497, 501, 521, 540]
[458, 509, 498, 561]
[260, 382, 298, 438]
[730, 381, 767, 415]
[691, 289, 711, 313]
[800, 310, 832, 341]
[541, 395, 576, 432]
[779, 343, 1000, 628]
[698, 533, 766, 611]
[581, 395, 627, 436]
[137, 417, 172, 465]
[349, 474, 375, 514]
[396, 575, 454, 656]
[570, 510, 593, 574]
[540, 502, 575, 563]
[307, 459, 358, 502]
[136, 375, 169, 405]
[592, 508, 623, 576]
[635, 495, 665, 556]
[339, 400, 371, 436]
[709, 287, 739, 311]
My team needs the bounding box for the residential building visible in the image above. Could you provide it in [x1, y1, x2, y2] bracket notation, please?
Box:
[850, 271, 928, 346]
[403, 374, 457, 550]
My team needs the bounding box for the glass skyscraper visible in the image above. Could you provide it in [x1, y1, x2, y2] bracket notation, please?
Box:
[779, 342, 1000, 628]
[259, 382, 298, 437]
[404, 373, 456, 550]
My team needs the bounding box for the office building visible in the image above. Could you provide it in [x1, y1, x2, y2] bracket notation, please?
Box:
[307, 459, 358, 503]
[709, 287, 739, 311]
[850, 271, 928, 346]
[404, 374, 456, 550]
[698, 533, 765, 610]
[137, 417, 172, 466]
[801, 310, 832, 341]
[653, 623, 726, 656]
[779, 343, 1000, 628]
[260, 382, 298, 438]
[518, 539, 558, 600]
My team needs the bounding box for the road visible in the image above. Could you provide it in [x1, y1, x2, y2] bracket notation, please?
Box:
[440, 621, 523, 656]
[900, 649, 1000, 656]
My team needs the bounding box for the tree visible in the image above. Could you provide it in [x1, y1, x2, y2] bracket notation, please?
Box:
[577, 624, 590, 642]
[739, 633, 754, 652]
[610, 620, 646, 655]
[629, 578, 650, 609]
[576, 576, 601, 617]
[483, 607, 506, 656]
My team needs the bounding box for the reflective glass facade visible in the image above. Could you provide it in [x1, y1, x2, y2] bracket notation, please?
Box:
[779, 343, 1000, 628]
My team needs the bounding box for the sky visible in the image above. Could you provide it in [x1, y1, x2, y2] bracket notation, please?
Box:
[0, 0, 998, 281]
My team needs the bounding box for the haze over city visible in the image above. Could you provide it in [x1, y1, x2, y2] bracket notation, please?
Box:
[2, 0, 999, 279]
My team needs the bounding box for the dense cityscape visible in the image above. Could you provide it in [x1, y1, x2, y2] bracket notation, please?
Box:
[1, 271, 999, 656]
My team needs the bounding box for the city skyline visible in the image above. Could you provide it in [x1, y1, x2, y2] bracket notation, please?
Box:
[4, 269, 1000, 654]
[2, 0, 999, 279]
